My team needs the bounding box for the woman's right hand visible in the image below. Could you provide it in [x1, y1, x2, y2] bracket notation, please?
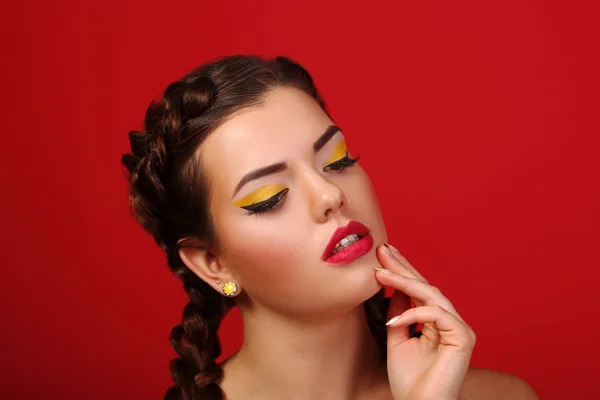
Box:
[375, 244, 476, 400]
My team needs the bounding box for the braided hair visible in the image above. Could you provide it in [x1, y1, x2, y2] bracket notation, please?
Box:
[121, 55, 397, 399]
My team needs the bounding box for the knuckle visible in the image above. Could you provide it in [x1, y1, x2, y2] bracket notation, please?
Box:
[458, 328, 477, 349]
[430, 286, 442, 296]
[470, 329, 477, 343]
[432, 304, 445, 314]
[425, 286, 443, 303]
[462, 326, 477, 347]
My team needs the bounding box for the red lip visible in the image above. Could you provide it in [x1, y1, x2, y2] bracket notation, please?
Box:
[321, 221, 373, 264]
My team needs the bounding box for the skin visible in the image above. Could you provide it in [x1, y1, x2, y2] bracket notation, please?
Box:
[179, 86, 538, 400]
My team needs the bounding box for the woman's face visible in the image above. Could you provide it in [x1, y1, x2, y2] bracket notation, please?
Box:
[200, 86, 387, 318]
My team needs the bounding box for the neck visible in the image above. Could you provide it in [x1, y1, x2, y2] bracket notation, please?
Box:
[220, 303, 389, 400]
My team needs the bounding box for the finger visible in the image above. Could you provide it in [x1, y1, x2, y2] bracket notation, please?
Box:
[385, 301, 412, 346]
[376, 246, 428, 285]
[384, 244, 429, 283]
[380, 245, 448, 333]
[386, 305, 475, 350]
[375, 252, 426, 309]
[375, 268, 464, 322]
[382, 272, 424, 336]
[388, 285, 411, 323]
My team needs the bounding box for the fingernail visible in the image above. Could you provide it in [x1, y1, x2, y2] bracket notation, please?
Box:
[386, 315, 402, 326]
[385, 243, 400, 253]
[382, 244, 394, 256]
[374, 267, 394, 275]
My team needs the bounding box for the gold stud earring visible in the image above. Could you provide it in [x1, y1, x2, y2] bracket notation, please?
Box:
[222, 281, 238, 297]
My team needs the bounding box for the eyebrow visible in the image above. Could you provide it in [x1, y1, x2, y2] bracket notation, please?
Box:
[232, 125, 341, 196]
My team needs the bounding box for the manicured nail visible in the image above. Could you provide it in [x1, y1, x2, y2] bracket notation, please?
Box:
[385, 243, 400, 253]
[382, 244, 394, 256]
[386, 315, 402, 326]
[374, 267, 394, 275]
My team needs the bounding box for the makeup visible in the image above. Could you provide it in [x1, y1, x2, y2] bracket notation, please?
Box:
[321, 221, 374, 265]
[322, 140, 348, 168]
[232, 184, 288, 208]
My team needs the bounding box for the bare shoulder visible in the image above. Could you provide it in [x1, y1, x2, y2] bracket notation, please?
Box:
[460, 368, 539, 400]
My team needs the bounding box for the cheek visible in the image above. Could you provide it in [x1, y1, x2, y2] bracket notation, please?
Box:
[217, 214, 309, 284]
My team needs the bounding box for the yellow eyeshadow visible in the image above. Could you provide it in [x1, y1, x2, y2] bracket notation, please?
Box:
[232, 184, 288, 208]
[322, 140, 348, 168]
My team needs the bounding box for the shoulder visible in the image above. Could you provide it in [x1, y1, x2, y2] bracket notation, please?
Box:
[460, 368, 539, 400]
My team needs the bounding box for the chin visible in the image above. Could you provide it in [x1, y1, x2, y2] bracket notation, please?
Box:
[340, 251, 385, 306]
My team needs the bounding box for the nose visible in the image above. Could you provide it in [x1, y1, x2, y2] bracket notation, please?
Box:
[303, 169, 346, 223]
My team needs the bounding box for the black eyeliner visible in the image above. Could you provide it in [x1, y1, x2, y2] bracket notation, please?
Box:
[241, 188, 289, 214]
[323, 153, 360, 172]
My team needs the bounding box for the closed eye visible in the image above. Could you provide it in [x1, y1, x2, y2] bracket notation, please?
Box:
[323, 153, 360, 172]
[241, 188, 289, 215]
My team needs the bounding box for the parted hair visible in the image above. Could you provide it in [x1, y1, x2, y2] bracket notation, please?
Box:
[121, 55, 400, 400]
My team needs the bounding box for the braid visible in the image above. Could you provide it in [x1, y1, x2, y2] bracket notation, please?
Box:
[122, 72, 232, 399]
[165, 259, 234, 400]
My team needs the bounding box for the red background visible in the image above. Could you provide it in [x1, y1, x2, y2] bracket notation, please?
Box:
[1, 0, 599, 399]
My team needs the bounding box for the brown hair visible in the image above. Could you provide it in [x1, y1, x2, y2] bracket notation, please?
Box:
[121, 55, 396, 400]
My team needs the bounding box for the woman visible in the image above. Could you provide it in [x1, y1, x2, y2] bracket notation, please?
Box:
[122, 55, 537, 400]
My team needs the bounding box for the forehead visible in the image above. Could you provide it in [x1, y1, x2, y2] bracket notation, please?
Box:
[199, 86, 333, 189]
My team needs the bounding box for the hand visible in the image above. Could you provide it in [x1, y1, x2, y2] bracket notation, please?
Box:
[375, 244, 476, 400]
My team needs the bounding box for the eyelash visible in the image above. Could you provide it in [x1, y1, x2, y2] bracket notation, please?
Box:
[242, 188, 289, 215]
[243, 153, 360, 216]
[322, 153, 360, 172]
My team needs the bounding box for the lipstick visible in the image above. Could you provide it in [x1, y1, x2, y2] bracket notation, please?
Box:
[321, 221, 374, 265]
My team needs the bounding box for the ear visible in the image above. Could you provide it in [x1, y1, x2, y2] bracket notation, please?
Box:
[178, 240, 241, 296]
